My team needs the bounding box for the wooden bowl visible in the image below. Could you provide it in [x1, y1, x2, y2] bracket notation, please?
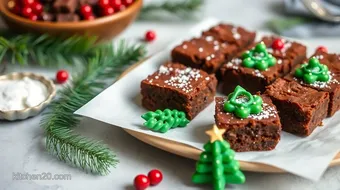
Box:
[0, 0, 143, 42]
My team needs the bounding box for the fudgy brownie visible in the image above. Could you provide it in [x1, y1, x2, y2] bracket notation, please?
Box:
[285, 51, 340, 116]
[202, 23, 256, 55]
[214, 96, 281, 152]
[171, 37, 230, 74]
[265, 78, 329, 136]
[221, 36, 306, 94]
[141, 63, 217, 120]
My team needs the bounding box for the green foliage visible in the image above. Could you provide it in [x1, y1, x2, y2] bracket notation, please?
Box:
[192, 140, 245, 190]
[0, 32, 102, 66]
[41, 41, 146, 175]
[139, 0, 204, 20]
[141, 109, 189, 133]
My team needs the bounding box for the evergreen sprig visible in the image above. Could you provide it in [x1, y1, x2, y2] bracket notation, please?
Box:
[41, 41, 146, 175]
[139, 0, 204, 20]
[0, 32, 101, 66]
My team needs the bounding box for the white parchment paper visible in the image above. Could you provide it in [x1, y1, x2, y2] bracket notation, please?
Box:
[76, 18, 340, 181]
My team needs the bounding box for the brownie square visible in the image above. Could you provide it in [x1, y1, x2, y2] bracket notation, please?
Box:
[265, 78, 329, 136]
[221, 36, 307, 94]
[285, 51, 340, 116]
[202, 23, 256, 54]
[141, 63, 217, 120]
[171, 37, 229, 74]
[214, 95, 281, 152]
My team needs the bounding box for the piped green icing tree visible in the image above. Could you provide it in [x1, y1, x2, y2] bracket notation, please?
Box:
[192, 125, 245, 190]
[141, 109, 189, 133]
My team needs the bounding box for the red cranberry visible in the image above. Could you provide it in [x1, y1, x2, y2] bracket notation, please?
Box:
[145, 30, 156, 42]
[272, 38, 284, 50]
[29, 14, 38, 21]
[56, 70, 69, 84]
[148, 169, 163, 185]
[122, 0, 134, 6]
[316, 46, 328, 53]
[31, 2, 43, 15]
[21, 6, 33, 17]
[101, 6, 114, 16]
[111, 0, 122, 10]
[80, 5, 93, 17]
[22, 0, 35, 6]
[134, 174, 150, 190]
[84, 14, 95, 20]
[98, 0, 110, 8]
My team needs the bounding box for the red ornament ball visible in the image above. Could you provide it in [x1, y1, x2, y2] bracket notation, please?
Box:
[316, 46, 328, 53]
[148, 169, 163, 185]
[31, 2, 43, 15]
[134, 174, 150, 190]
[80, 5, 93, 17]
[21, 6, 33, 18]
[101, 6, 115, 16]
[56, 70, 69, 84]
[272, 39, 284, 50]
[145, 30, 156, 42]
[29, 14, 38, 21]
[98, 0, 110, 8]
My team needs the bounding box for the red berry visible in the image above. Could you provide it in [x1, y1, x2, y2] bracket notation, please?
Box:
[56, 70, 69, 84]
[122, 0, 134, 6]
[29, 14, 38, 21]
[101, 6, 114, 16]
[118, 4, 126, 11]
[80, 5, 92, 17]
[31, 2, 43, 15]
[148, 169, 163, 185]
[134, 175, 150, 190]
[22, 0, 35, 6]
[111, 0, 122, 10]
[316, 46, 328, 53]
[21, 6, 33, 17]
[272, 39, 284, 50]
[98, 0, 110, 8]
[145, 30, 156, 42]
[84, 14, 95, 20]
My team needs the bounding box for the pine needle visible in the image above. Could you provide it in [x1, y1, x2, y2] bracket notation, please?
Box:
[0, 32, 102, 66]
[139, 0, 204, 21]
[41, 41, 146, 175]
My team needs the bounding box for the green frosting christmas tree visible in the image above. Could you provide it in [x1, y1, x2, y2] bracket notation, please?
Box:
[192, 125, 245, 190]
[141, 109, 190, 133]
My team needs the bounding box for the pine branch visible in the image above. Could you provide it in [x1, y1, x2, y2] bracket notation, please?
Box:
[0, 32, 103, 66]
[41, 41, 146, 175]
[139, 0, 204, 21]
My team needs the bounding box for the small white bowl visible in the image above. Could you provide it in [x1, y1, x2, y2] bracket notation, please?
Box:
[0, 72, 56, 121]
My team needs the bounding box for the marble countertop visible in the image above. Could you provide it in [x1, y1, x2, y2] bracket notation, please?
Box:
[1, 0, 340, 189]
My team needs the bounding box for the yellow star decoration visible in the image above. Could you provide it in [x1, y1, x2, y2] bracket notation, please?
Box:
[205, 125, 226, 143]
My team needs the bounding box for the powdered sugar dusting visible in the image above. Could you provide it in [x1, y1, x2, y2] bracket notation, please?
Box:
[253, 70, 264, 78]
[232, 27, 241, 40]
[226, 58, 242, 70]
[248, 103, 277, 120]
[295, 71, 339, 89]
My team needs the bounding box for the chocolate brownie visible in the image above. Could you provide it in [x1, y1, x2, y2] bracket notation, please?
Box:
[141, 63, 217, 120]
[265, 78, 329, 136]
[221, 36, 306, 94]
[171, 37, 230, 74]
[202, 24, 256, 55]
[214, 96, 281, 152]
[285, 51, 340, 116]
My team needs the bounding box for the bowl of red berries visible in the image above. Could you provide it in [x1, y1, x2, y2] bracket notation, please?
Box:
[0, 0, 142, 41]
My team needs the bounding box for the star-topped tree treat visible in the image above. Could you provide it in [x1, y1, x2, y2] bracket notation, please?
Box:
[242, 42, 276, 71]
[294, 57, 330, 84]
[221, 36, 307, 94]
[192, 125, 245, 190]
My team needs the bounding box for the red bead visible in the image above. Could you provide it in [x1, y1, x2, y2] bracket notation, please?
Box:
[316, 46, 328, 53]
[111, 0, 122, 10]
[29, 14, 38, 21]
[272, 39, 284, 50]
[101, 6, 115, 16]
[80, 5, 93, 17]
[145, 30, 156, 42]
[21, 6, 33, 17]
[98, 0, 110, 8]
[122, 0, 134, 6]
[31, 2, 43, 15]
[56, 70, 69, 84]
[134, 174, 150, 190]
[148, 169, 163, 185]
[22, 0, 35, 6]
[84, 14, 95, 20]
